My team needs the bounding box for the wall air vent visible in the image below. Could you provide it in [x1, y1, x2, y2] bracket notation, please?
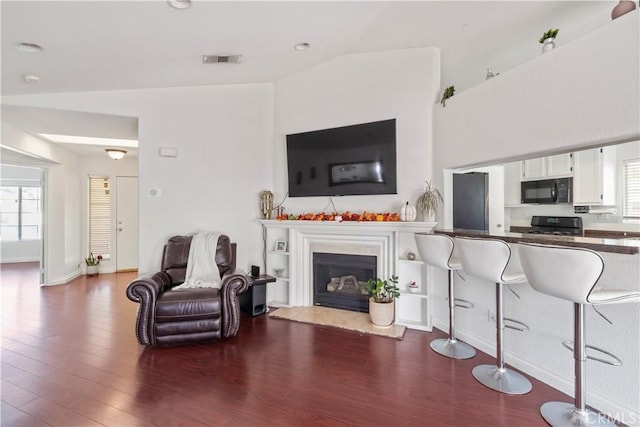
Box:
[202, 55, 242, 64]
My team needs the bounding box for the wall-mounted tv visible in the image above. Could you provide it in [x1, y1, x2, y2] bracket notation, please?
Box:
[286, 119, 397, 197]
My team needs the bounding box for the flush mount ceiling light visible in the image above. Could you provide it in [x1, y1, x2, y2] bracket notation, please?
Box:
[294, 43, 311, 51]
[105, 148, 127, 160]
[15, 42, 44, 53]
[22, 73, 40, 84]
[167, 0, 191, 9]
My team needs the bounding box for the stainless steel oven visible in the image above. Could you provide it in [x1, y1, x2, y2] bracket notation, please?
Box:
[521, 177, 572, 204]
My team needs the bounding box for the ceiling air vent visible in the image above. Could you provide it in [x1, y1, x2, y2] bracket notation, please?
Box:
[202, 55, 242, 64]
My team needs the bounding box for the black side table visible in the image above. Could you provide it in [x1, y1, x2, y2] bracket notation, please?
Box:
[240, 274, 276, 316]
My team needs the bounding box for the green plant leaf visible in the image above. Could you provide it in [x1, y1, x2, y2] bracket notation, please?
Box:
[366, 275, 400, 303]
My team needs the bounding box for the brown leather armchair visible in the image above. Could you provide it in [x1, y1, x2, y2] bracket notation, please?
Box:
[126, 234, 249, 346]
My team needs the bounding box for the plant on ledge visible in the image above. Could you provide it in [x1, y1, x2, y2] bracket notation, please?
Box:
[538, 28, 559, 43]
[85, 253, 102, 266]
[366, 275, 400, 303]
[440, 85, 455, 107]
[416, 179, 444, 221]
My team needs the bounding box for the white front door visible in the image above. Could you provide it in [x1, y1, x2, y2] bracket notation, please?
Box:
[116, 176, 138, 272]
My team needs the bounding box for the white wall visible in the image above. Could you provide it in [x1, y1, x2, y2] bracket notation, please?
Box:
[433, 12, 639, 173]
[3, 84, 275, 274]
[274, 47, 440, 215]
[3, 46, 441, 276]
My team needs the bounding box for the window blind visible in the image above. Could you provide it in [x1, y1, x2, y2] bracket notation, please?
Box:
[623, 159, 640, 219]
[89, 177, 111, 258]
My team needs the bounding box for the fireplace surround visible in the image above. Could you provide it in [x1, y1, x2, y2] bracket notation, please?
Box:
[259, 220, 437, 330]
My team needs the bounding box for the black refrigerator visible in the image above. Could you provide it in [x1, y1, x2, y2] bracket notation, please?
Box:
[453, 172, 489, 231]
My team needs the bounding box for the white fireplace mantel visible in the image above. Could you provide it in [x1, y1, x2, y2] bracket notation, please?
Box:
[258, 219, 437, 330]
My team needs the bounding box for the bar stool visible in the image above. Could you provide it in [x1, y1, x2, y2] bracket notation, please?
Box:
[455, 236, 532, 395]
[519, 242, 640, 427]
[415, 233, 476, 359]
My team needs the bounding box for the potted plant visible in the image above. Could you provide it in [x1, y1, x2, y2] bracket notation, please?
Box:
[440, 85, 455, 107]
[85, 253, 102, 276]
[539, 28, 559, 53]
[365, 275, 400, 328]
[416, 179, 444, 222]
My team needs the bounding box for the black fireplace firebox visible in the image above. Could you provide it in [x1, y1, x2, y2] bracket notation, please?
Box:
[313, 252, 377, 313]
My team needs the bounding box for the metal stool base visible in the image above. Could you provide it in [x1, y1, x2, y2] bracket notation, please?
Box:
[540, 402, 616, 426]
[472, 364, 532, 395]
[430, 338, 476, 360]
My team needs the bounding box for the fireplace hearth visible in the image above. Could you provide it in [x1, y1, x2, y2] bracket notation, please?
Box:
[313, 252, 376, 312]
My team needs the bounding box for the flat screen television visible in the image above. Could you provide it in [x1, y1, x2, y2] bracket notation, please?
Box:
[286, 119, 397, 197]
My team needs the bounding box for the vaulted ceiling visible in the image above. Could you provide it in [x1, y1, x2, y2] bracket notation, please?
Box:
[0, 1, 615, 159]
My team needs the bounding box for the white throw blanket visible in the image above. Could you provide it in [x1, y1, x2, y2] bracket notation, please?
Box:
[172, 232, 222, 290]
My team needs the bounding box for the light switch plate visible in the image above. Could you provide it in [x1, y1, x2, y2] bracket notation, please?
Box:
[158, 147, 177, 158]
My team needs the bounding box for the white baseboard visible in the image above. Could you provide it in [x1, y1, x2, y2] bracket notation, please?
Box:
[47, 269, 81, 286]
[432, 319, 639, 425]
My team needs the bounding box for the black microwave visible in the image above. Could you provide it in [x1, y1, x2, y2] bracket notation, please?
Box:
[521, 178, 572, 204]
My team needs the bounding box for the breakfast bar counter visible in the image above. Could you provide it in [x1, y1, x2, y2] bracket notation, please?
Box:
[431, 229, 640, 255]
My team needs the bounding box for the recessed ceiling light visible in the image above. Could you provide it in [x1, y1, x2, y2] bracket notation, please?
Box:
[294, 43, 311, 51]
[167, 0, 191, 10]
[22, 73, 40, 84]
[15, 42, 44, 53]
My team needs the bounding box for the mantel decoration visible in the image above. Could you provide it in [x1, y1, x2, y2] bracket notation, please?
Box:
[366, 275, 400, 328]
[416, 179, 444, 222]
[85, 253, 102, 276]
[260, 190, 274, 219]
[539, 28, 559, 53]
[399, 202, 417, 222]
[611, 0, 636, 19]
[440, 85, 455, 107]
[275, 211, 401, 222]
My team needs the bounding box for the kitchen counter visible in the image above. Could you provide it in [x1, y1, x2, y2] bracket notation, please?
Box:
[432, 229, 640, 255]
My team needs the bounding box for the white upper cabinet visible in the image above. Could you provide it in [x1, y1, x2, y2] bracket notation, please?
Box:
[546, 153, 574, 178]
[521, 157, 546, 180]
[521, 153, 573, 181]
[573, 147, 617, 205]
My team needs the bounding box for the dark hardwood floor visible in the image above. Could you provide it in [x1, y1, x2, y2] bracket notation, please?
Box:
[1, 262, 568, 426]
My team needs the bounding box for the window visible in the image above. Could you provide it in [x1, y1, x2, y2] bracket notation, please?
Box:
[89, 177, 111, 259]
[0, 186, 41, 241]
[623, 159, 640, 219]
